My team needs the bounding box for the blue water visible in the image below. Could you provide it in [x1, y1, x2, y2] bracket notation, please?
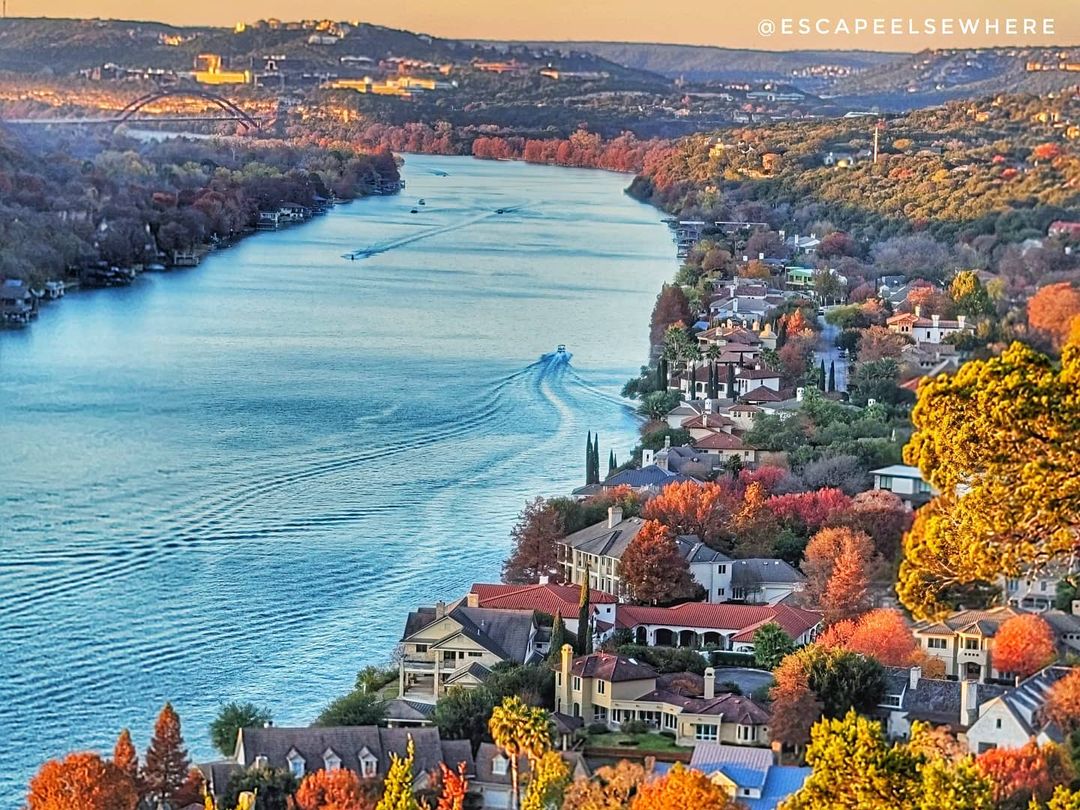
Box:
[0, 154, 674, 802]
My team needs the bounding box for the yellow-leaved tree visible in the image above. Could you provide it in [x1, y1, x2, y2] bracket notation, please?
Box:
[898, 340, 1080, 618]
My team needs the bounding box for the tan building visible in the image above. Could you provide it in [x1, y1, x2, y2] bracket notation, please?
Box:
[554, 647, 771, 747]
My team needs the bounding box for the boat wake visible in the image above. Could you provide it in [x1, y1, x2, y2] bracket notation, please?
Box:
[342, 205, 527, 261]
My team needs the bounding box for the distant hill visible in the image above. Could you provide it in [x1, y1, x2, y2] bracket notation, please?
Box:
[515, 41, 905, 83]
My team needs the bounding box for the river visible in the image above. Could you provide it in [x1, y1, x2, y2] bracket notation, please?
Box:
[0, 154, 674, 801]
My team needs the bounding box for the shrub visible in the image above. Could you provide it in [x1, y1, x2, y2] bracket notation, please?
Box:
[588, 722, 611, 735]
[620, 720, 648, 736]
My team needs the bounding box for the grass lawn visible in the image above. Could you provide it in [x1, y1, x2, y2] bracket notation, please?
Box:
[585, 731, 690, 753]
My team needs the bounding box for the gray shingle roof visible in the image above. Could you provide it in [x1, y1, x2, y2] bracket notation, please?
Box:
[731, 558, 806, 586]
[882, 668, 1006, 726]
[401, 606, 539, 664]
[562, 516, 713, 566]
[236, 726, 472, 780]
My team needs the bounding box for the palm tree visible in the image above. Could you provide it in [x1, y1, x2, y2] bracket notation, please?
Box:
[489, 697, 552, 810]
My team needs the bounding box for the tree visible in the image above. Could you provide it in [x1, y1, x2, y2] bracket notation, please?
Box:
[432, 762, 469, 810]
[768, 488, 852, 534]
[1047, 786, 1080, 810]
[777, 645, 886, 721]
[112, 729, 139, 787]
[503, 498, 565, 585]
[769, 657, 823, 751]
[142, 702, 190, 808]
[899, 342, 1080, 615]
[376, 737, 420, 810]
[630, 763, 735, 809]
[991, 614, 1057, 679]
[857, 325, 910, 363]
[1047, 669, 1080, 735]
[949, 271, 993, 317]
[618, 520, 698, 605]
[433, 686, 496, 751]
[1028, 283, 1080, 348]
[752, 622, 795, 670]
[650, 284, 692, 349]
[642, 480, 742, 550]
[976, 741, 1073, 808]
[489, 696, 552, 810]
[562, 761, 646, 810]
[521, 751, 570, 810]
[548, 611, 567, 668]
[316, 689, 387, 727]
[827, 361, 836, 392]
[296, 768, 371, 810]
[838, 489, 913, 561]
[210, 701, 272, 758]
[577, 575, 592, 656]
[803, 527, 876, 624]
[818, 609, 921, 668]
[27, 753, 138, 810]
[637, 390, 680, 421]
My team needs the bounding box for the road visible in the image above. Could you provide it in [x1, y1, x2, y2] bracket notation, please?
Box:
[816, 315, 849, 393]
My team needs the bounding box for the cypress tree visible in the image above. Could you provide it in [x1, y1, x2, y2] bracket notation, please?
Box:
[777, 319, 787, 348]
[655, 361, 664, 391]
[608, 449, 616, 475]
[828, 360, 836, 393]
[585, 432, 593, 485]
[578, 571, 593, 655]
[818, 359, 826, 390]
[727, 364, 737, 399]
[549, 610, 566, 663]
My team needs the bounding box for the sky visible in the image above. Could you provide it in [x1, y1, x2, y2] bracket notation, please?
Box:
[14, 0, 1080, 50]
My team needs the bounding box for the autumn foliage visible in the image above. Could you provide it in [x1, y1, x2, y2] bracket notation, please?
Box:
[142, 702, 191, 807]
[818, 609, 919, 667]
[27, 752, 138, 810]
[976, 741, 1073, 807]
[1046, 668, 1080, 734]
[991, 613, 1058, 679]
[296, 768, 375, 810]
[619, 520, 699, 605]
[802, 527, 876, 624]
[629, 763, 735, 809]
[1028, 282, 1080, 348]
[767, 488, 852, 534]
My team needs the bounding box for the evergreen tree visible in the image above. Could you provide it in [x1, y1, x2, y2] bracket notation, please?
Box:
[577, 566, 592, 655]
[828, 361, 836, 393]
[548, 610, 566, 664]
[591, 435, 601, 484]
[707, 363, 718, 399]
[819, 359, 827, 390]
[584, 432, 593, 486]
[608, 449, 616, 476]
[777, 319, 788, 348]
[727, 364, 737, 399]
[142, 703, 190, 808]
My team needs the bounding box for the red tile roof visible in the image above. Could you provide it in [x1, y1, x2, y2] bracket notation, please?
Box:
[741, 385, 786, 403]
[616, 602, 820, 640]
[470, 582, 617, 617]
[693, 432, 746, 451]
[681, 413, 736, 430]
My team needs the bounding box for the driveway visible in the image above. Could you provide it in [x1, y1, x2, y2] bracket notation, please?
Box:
[816, 316, 848, 392]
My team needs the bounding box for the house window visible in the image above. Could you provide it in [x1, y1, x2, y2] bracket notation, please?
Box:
[1041, 581, 1048, 592]
[717, 588, 726, 597]
[573, 676, 581, 691]
[732, 588, 746, 600]
[917, 480, 931, 494]
[965, 638, 980, 651]
[695, 724, 719, 742]
[878, 476, 893, 490]
[492, 755, 508, 776]
[597, 680, 606, 695]
[254, 756, 268, 769]
[469, 652, 483, 658]
[287, 754, 305, 779]
[737, 725, 756, 742]
[881, 694, 903, 708]
[996, 719, 1002, 729]
[717, 564, 727, 574]
[415, 644, 428, 653]
[556, 673, 562, 687]
[926, 638, 947, 649]
[324, 753, 341, 772]
[593, 706, 608, 723]
[664, 713, 678, 731]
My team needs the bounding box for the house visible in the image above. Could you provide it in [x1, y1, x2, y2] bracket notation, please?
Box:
[966, 666, 1075, 754]
[1, 278, 37, 325]
[735, 368, 782, 396]
[472, 743, 589, 808]
[886, 307, 972, 345]
[558, 508, 790, 604]
[1003, 565, 1070, 611]
[383, 699, 437, 728]
[870, 464, 935, 507]
[597, 465, 692, 493]
[398, 604, 543, 701]
[554, 648, 771, 747]
[466, 581, 617, 635]
[1048, 221, 1080, 240]
[689, 743, 811, 809]
[232, 726, 473, 788]
[615, 602, 821, 651]
[692, 430, 757, 465]
[643, 442, 729, 478]
[877, 666, 1006, 739]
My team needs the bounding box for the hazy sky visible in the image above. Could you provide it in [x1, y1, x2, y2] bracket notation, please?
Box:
[17, 0, 1079, 50]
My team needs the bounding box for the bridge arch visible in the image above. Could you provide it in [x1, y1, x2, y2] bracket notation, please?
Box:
[116, 88, 259, 129]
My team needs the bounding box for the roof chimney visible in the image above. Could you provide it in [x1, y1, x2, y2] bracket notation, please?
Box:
[957, 315, 966, 328]
[538, 575, 549, 586]
[467, 592, 479, 607]
[914, 305, 922, 318]
[435, 600, 446, 618]
[909, 666, 921, 690]
[796, 386, 805, 402]
[758, 252, 765, 260]
[932, 314, 940, 327]
[960, 679, 978, 727]
[664, 435, 671, 449]
[608, 506, 623, 528]
[704, 667, 716, 700]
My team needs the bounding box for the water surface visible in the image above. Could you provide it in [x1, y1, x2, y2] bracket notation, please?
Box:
[0, 154, 672, 801]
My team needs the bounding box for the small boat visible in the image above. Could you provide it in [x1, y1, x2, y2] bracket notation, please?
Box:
[495, 208, 505, 215]
[410, 208, 419, 214]
[418, 199, 426, 205]
[556, 344, 566, 354]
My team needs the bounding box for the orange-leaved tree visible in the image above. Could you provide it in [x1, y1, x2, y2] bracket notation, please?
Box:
[296, 768, 372, 810]
[435, 762, 470, 810]
[992, 614, 1057, 680]
[818, 608, 931, 671]
[802, 527, 876, 624]
[112, 729, 139, 788]
[619, 519, 698, 605]
[1028, 282, 1080, 348]
[643, 480, 741, 551]
[28, 752, 138, 810]
[630, 763, 735, 809]
[142, 702, 190, 808]
[1046, 668, 1080, 735]
[976, 741, 1073, 807]
[768, 655, 824, 753]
